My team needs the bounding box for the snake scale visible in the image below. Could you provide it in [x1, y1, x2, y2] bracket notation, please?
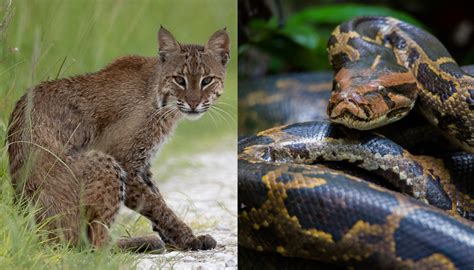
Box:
[239, 16, 474, 269]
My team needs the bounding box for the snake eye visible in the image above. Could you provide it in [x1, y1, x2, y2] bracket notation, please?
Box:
[201, 77, 213, 87]
[332, 80, 341, 91]
[174, 76, 186, 87]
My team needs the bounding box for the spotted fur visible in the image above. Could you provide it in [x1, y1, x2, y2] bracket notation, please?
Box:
[7, 27, 229, 250]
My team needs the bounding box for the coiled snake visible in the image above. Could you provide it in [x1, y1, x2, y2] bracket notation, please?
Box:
[238, 16, 474, 269]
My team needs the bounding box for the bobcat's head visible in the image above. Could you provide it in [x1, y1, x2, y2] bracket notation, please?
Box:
[156, 27, 230, 120]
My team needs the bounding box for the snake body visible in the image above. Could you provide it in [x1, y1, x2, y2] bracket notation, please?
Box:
[239, 122, 474, 269]
[239, 16, 474, 269]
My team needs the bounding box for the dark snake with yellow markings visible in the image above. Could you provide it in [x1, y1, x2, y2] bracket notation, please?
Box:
[326, 16, 474, 152]
[239, 16, 474, 269]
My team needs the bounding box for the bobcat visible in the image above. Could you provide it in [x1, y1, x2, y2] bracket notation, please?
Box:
[7, 27, 230, 251]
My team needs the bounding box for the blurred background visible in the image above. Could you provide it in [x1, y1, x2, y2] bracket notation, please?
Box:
[238, 0, 474, 78]
[0, 0, 237, 268]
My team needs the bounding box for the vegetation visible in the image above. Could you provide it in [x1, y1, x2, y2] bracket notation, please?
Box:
[239, 3, 423, 74]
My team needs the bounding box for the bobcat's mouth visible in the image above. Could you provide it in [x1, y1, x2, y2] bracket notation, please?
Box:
[176, 100, 209, 120]
[180, 109, 207, 120]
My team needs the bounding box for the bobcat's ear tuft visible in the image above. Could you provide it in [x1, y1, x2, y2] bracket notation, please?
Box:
[158, 26, 180, 62]
[205, 28, 230, 66]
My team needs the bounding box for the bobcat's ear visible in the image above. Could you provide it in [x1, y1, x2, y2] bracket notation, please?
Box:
[205, 28, 230, 66]
[158, 26, 180, 62]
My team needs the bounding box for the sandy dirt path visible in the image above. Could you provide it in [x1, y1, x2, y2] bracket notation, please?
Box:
[131, 147, 237, 270]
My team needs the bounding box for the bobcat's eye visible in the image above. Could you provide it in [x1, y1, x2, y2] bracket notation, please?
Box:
[201, 77, 213, 87]
[174, 76, 186, 87]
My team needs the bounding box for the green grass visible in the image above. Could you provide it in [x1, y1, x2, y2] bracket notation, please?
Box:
[0, 0, 237, 269]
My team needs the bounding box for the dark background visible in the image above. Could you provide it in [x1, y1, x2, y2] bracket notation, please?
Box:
[238, 0, 474, 78]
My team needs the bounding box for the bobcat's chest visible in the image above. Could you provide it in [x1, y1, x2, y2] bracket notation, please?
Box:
[127, 110, 180, 185]
[133, 143, 162, 192]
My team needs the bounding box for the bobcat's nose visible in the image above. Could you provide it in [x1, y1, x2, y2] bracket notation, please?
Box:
[187, 100, 200, 111]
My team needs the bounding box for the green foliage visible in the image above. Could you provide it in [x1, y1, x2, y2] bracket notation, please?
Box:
[242, 3, 423, 73]
[287, 4, 422, 26]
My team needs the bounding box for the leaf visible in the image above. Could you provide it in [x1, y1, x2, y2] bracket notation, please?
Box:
[279, 24, 320, 50]
[287, 4, 424, 28]
[247, 18, 279, 43]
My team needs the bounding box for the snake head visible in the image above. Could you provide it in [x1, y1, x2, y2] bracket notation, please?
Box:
[327, 66, 419, 130]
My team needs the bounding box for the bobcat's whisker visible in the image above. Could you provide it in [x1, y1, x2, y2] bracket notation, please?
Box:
[121, 104, 177, 145]
[209, 106, 233, 129]
[156, 108, 176, 123]
[125, 104, 175, 141]
[215, 101, 236, 110]
[206, 108, 219, 129]
[155, 106, 179, 124]
[147, 103, 176, 125]
[211, 105, 237, 124]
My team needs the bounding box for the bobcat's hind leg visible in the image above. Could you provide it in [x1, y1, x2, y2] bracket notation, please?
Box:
[117, 235, 166, 252]
[75, 151, 165, 252]
[34, 150, 124, 248]
[76, 150, 126, 248]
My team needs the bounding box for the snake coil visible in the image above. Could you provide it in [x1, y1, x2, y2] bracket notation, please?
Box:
[239, 16, 474, 269]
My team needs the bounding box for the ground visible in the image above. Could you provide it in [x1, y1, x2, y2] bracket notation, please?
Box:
[114, 143, 237, 270]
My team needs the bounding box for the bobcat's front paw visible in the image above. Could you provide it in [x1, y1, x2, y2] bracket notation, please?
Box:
[188, 234, 217, 250]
